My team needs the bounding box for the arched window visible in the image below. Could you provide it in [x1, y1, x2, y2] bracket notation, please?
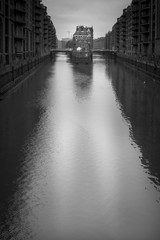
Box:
[0, 18, 3, 53]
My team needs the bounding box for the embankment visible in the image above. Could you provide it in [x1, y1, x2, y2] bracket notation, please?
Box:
[116, 53, 160, 80]
[0, 54, 52, 99]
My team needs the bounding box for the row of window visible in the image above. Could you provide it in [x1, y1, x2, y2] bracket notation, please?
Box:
[74, 35, 91, 39]
[0, 1, 2, 12]
[0, 18, 2, 52]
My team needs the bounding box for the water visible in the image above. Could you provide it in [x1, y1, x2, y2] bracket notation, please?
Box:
[0, 53, 160, 240]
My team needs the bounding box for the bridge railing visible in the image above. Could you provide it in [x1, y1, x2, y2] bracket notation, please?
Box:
[51, 49, 72, 52]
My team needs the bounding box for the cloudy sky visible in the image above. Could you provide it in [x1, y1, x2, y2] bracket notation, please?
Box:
[43, 0, 132, 39]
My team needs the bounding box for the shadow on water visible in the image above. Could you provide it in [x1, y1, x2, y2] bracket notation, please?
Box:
[107, 58, 160, 188]
[0, 59, 57, 230]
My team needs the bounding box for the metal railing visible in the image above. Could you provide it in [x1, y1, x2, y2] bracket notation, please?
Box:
[118, 53, 160, 69]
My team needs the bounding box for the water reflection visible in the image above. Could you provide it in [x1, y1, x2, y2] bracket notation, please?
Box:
[72, 63, 93, 100]
[0, 62, 56, 239]
[108, 60, 160, 189]
[0, 54, 160, 240]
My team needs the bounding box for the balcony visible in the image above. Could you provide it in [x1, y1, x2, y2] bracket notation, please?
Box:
[44, 18, 48, 23]
[141, 19, 150, 25]
[36, 36, 41, 43]
[132, 26, 138, 31]
[15, 3, 26, 13]
[132, 6, 139, 12]
[132, 39, 138, 45]
[35, 15, 41, 22]
[44, 25, 48, 29]
[141, 4, 150, 11]
[15, 15, 26, 25]
[141, 30, 149, 35]
[132, 13, 139, 19]
[141, 36, 150, 43]
[35, 8, 41, 15]
[35, 22, 41, 28]
[142, 41, 149, 45]
[44, 38, 48, 43]
[44, 30, 48, 35]
[132, 31, 139, 37]
[15, 0, 26, 2]
[141, 11, 150, 18]
[15, 30, 24, 39]
[35, 1, 42, 9]
[132, 0, 139, 3]
[141, 26, 149, 34]
[132, 19, 139, 25]
[35, 29, 40, 34]
[141, 0, 149, 3]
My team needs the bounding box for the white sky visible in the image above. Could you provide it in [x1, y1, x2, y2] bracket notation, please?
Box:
[42, 0, 132, 39]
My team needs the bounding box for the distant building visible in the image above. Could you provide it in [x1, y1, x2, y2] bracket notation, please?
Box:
[111, 22, 120, 52]
[105, 32, 112, 50]
[73, 26, 93, 50]
[155, 1, 160, 56]
[61, 38, 70, 49]
[126, 6, 133, 55]
[93, 37, 105, 49]
[72, 26, 93, 63]
[58, 40, 62, 49]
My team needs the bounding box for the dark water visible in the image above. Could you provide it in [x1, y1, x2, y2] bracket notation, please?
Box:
[0, 53, 160, 240]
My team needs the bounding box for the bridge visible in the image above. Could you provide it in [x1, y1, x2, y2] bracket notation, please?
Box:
[51, 49, 72, 53]
[51, 49, 116, 55]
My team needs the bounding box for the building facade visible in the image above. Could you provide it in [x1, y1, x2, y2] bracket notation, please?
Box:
[73, 26, 93, 51]
[105, 32, 112, 50]
[0, 0, 57, 71]
[105, 0, 160, 58]
[111, 21, 120, 52]
[93, 37, 105, 49]
[61, 38, 71, 49]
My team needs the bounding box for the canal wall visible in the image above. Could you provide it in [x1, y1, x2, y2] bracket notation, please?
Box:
[116, 54, 160, 80]
[0, 54, 51, 98]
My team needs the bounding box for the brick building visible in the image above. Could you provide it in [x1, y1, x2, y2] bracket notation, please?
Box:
[105, 0, 160, 58]
[154, 0, 160, 57]
[0, 0, 57, 70]
[93, 37, 105, 49]
[105, 31, 112, 50]
[111, 21, 120, 52]
[119, 9, 127, 54]
[126, 6, 133, 55]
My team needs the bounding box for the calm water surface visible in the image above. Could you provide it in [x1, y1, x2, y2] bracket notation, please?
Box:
[0, 54, 160, 240]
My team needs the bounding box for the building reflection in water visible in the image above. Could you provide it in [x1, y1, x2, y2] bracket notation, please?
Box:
[0, 53, 160, 240]
[0, 61, 57, 239]
[71, 63, 93, 101]
[107, 57, 160, 188]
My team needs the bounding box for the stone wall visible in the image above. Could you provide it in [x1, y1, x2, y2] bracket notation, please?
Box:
[0, 54, 51, 98]
[116, 53, 160, 80]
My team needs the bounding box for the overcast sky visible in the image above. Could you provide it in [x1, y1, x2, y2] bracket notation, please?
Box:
[43, 0, 132, 39]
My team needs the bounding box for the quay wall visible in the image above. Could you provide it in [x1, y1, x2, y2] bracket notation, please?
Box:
[0, 54, 52, 98]
[116, 54, 160, 80]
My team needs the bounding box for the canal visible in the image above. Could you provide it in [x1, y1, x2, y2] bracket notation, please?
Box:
[0, 53, 160, 240]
